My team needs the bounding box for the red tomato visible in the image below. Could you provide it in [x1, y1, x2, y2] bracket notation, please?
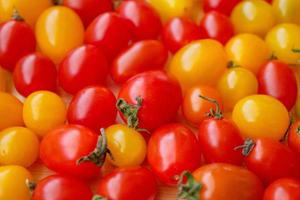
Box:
[263, 178, 300, 200]
[111, 40, 168, 84]
[13, 53, 57, 97]
[147, 123, 201, 185]
[117, 70, 182, 131]
[0, 20, 36, 72]
[162, 17, 201, 53]
[199, 11, 234, 45]
[85, 12, 134, 61]
[288, 120, 300, 155]
[203, 0, 242, 16]
[32, 175, 93, 200]
[68, 86, 117, 131]
[117, 0, 162, 40]
[58, 45, 108, 94]
[95, 167, 157, 200]
[258, 60, 297, 110]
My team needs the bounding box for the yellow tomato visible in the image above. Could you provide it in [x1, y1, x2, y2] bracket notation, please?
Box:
[218, 67, 258, 112]
[35, 6, 84, 63]
[231, 0, 276, 36]
[168, 39, 227, 91]
[265, 23, 300, 64]
[0, 127, 39, 167]
[0, 165, 32, 200]
[226, 33, 270, 74]
[105, 124, 147, 167]
[232, 95, 289, 140]
[0, 0, 14, 23]
[273, 0, 300, 25]
[23, 91, 66, 137]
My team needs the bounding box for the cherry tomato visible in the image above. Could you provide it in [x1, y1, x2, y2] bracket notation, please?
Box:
[32, 175, 93, 200]
[162, 17, 201, 53]
[147, 123, 201, 185]
[58, 45, 108, 94]
[232, 95, 289, 140]
[13, 53, 57, 97]
[199, 11, 234, 45]
[263, 178, 300, 200]
[288, 120, 300, 155]
[118, 71, 182, 131]
[36, 6, 84, 63]
[111, 40, 168, 84]
[118, 0, 162, 40]
[203, 0, 241, 15]
[0, 0, 14, 23]
[23, 91, 66, 138]
[169, 39, 227, 90]
[0, 19, 36, 72]
[68, 86, 117, 131]
[272, 0, 300, 25]
[96, 167, 157, 200]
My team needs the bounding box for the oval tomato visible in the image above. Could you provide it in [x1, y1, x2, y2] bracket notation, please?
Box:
[288, 120, 300, 155]
[203, 0, 241, 15]
[263, 178, 300, 200]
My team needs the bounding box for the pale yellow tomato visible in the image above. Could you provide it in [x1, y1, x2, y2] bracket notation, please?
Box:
[273, 0, 300, 25]
[0, 0, 14, 23]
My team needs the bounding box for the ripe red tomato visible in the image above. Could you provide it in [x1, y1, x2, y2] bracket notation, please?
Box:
[162, 17, 201, 53]
[203, 0, 242, 16]
[147, 123, 201, 185]
[68, 86, 117, 131]
[117, 71, 182, 131]
[111, 40, 168, 84]
[95, 167, 157, 200]
[258, 60, 297, 110]
[199, 11, 234, 45]
[13, 53, 57, 97]
[0, 20, 36, 72]
[288, 120, 300, 155]
[32, 175, 93, 200]
[58, 45, 108, 94]
[118, 0, 162, 40]
[263, 178, 300, 200]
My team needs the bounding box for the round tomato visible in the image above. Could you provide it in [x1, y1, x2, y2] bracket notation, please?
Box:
[203, 0, 241, 15]
[288, 120, 300, 155]
[263, 178, 300, 200]
[272, 0, 300, 25]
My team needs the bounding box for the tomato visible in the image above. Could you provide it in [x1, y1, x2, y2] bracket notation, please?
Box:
[199, 11, 234, 45]
[32, 175, 93, 200]
[68, 86, 117, 131]
[265, 23, 300, 64]
[288, 120, 300, 155]
[272, 0, 300, 25]
[58, 45, 108, 94]
[36, 6, 84, 63]
[85, 12, 134, 61]
[226, 33, 270, 74]
[0, 20, 36, 72]
[203, 0, 241, 15]
[263, 178, 300, 200]
[118, 71, 182, 131]
[147, 123, 201, 185]
[111, 40, 168, 84]
[0, 92, 23, 130]
[162, 17, 201, 53]
[218, 67, 258, 112]
[232, 95, 289, 140]
[13, 53, 57, 97]
[0, 0, 14, 23]
[0, 67, 7, 91]
[169, 39, 227, 90]
[63, 0, 113, 27]
[118, 1, 162, 40]
[95, 167, 157, 200]
[23, 91, 66, 138]
[182, 85, 223, 126]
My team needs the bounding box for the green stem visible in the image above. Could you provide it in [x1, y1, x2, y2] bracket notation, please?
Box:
[176, 171, 202, 200]
[25, 179, 36, 192]
[92, 195, 108, 200]
[52, 0, 62, 5]
[11, 8, 24, 21]
[198, 95, 223, 119]
[234, 138, 255, 156]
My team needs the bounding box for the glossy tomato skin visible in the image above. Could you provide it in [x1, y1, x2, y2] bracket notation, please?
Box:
[118, 71, 182, 131]
[258, 60, 297, 110]
[32, 175, 93, 200]
[263, 178, 300, 200]
[40, 125, 100, 179]
[111, 40, 168, 84]
[0, 20, 36, 72]
[147, 123, 201, 185]
[13, 53, 57, 97]
[59, 45, 108, 94]
[162, 17, 201, 53]
[203, 0, 241, 15]
[288, 120, 300, 155]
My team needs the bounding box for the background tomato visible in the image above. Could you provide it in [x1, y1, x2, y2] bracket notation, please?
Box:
[272, 0, 300, 25]
[288, 120, 300, 155]
[0, 67, 8, 91]
[263, 178, 300, 200]
[203, 0, 241, 16]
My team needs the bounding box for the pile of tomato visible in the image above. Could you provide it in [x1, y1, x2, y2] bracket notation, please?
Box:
[1, 0, 300, 199]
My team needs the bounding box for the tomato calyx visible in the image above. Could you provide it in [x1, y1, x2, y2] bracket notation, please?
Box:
[52, 0, 62, 5]
[227, 61, 240, 68]
[292, 48, 300, 53]
[199, 95, 223, 119]
[113, 0, 123, 9]
[25, 179, 36, 192]
[11, 9, 24, 21]
[269, 53, 278, 60]
[176, 171, 202, 200]
[234, 138, 256, 156]
[92, 195, 108, 200]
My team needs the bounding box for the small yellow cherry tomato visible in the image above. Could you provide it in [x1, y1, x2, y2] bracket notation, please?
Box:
[23, 91, 66, 137]
[0, 0, 14, 23]
[218, 67, 258, 112]
[226, 33, 270, 74]
[0, 127, 39, 167]
[232, 95, 289, 140]
[168, 39, 227, 91]
[272, 0, 300, 25]
[105, 124, 147, 167]
[35, 6, 84, 63]
[265, 23, 300, 65]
